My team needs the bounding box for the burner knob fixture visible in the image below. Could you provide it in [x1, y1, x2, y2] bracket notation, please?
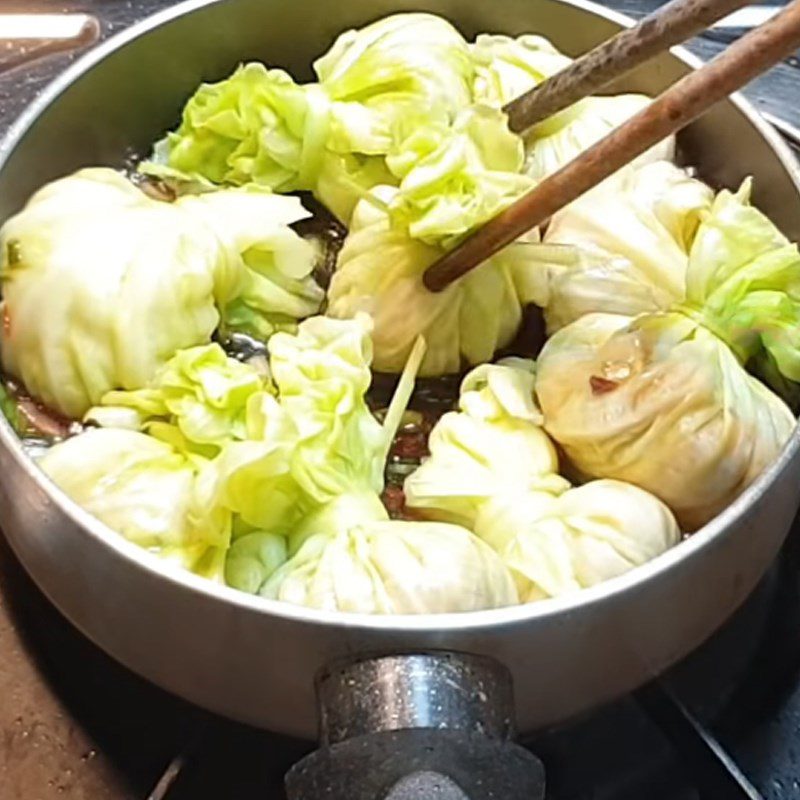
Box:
[285, 652, 546, 800]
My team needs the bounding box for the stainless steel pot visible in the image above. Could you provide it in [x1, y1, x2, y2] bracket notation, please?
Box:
[1, 0, 799, 744]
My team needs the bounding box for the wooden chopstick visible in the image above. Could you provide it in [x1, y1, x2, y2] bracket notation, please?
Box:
[423, 0, 800, 293]
[504, 0, 751, 133]
[0, 14, 100, 76]
[0, 14, 98, 40]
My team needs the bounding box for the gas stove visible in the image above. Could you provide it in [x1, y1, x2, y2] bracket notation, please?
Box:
[2, 3, 800, 799]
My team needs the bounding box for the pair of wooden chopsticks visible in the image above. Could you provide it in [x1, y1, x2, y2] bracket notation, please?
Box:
[423, 0, 800, 292]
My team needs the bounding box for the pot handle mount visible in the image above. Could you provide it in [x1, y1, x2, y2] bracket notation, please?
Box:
[285, 652, 546, 800]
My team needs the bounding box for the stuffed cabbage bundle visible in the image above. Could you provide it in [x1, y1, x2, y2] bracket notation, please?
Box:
[460, 30, 675, 183]
[0, 169, 321, 418]
[40, 428, 231, 580]
[314, 13, 475, 154]
[259, 314, 518, 613]
[83, 340, 303, 537]
[536, 313, 794, 530]
[148, 14, 536, 237]
[529, 161, 714, 332]
[326, 186, 540, 375]
[404, 361, 680, 599]
[262, 520, 518, 613]
[475, 480, 679, 601]
[402, 360, 568, 528]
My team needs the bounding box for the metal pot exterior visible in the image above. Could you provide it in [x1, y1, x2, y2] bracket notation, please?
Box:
[1, 0, 799, 739]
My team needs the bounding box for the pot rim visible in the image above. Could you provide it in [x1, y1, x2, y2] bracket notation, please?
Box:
[2, 0, 799, 634]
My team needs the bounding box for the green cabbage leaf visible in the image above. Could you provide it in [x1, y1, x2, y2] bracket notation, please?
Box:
[40, 428, 231, 580]
[91, 343, 269, 448]
[0, 169, 321, 418]
[145, 63, 330, 192]
[269, 314, 388, 505]
[224, 530, 288, 594]
[385, 105, 534, 247]
[471, 33, 572, 106]
[524, 95, 675, 183]
[679, 179, 800, 389]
